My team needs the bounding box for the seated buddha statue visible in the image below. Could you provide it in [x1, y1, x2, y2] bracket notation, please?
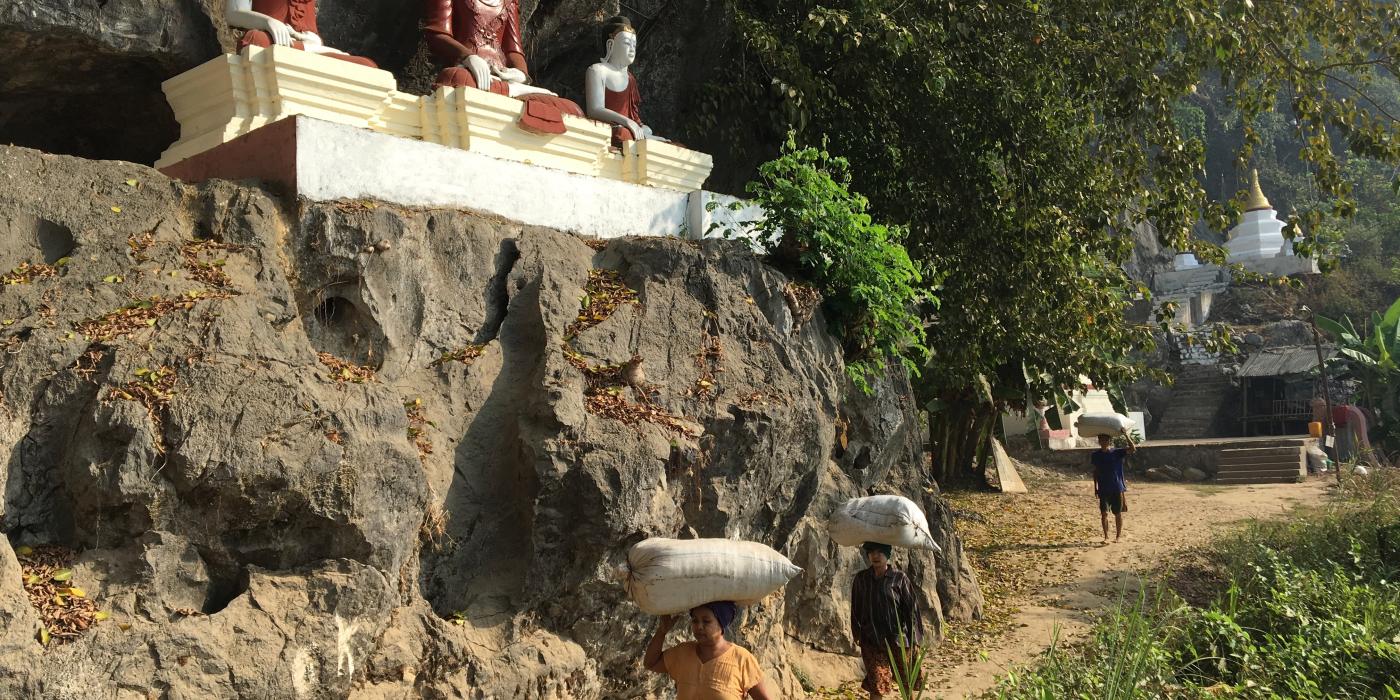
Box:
[422, 0, 566, 102]
[584, 16, 668, 146]
[225, 0, 378, 68]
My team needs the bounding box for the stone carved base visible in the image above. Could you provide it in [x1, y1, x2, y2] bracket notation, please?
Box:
[158, 116, 747, 242]
[626, 139, 713, 192]
[157, 46, 714, 192]
[158, 47, 397, 168]
[419, 85, 617, 179]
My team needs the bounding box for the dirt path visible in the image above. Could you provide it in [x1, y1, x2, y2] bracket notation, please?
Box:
[915, 469, 1333, 698]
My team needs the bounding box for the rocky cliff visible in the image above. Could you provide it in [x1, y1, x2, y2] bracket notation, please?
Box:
[0, 145, 982, 698]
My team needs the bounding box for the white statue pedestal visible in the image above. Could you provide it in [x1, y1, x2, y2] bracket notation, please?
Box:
[1173, 252, 1200, 270]
[156, 45, 714, 192]
[159, 116, 740, 241]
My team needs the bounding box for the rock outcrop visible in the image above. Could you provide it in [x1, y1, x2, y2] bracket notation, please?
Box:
[0, 145, 981, 698]
[0, 0, 222, 164]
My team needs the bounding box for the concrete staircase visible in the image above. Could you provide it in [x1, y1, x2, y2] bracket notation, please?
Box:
[1155, 365, 1236, 439]
[1214, 445, 1306, 484]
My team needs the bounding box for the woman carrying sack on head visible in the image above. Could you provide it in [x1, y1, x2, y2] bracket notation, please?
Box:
[642, 600, 778, 699]
[851, 542, 923, 699]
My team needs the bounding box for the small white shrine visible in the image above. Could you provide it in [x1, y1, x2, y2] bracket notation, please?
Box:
[1000, 382, 1145, 450]
[1173, 252, 1200, 270]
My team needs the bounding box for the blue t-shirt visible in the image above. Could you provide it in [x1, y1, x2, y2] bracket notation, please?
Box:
[1091, 447, 1128, 494]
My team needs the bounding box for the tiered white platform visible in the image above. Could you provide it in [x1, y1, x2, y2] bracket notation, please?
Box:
[156, 45, 712, 193]
[161, 116, 759, 241]
[154, 46, 765, 241]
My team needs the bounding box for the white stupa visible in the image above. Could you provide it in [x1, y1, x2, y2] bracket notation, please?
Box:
[1227, 170, 1292, 263]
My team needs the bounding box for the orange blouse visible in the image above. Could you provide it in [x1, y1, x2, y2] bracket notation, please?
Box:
[662, 642, 764, 700]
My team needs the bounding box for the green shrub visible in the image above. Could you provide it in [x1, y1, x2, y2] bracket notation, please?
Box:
[734, 134, 931, 393]
[987, 485, 1400, 699]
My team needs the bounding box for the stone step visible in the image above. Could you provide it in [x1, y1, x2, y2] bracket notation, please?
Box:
[1153, 425, 1220, 436]
[1218, 464, 1304, 476]
[1175, 370, 1229, 382]
[1158, 427, 1219, 436]
[1156, 428, 1218, 438]
[1219, 452, 1304, 466]
[1220, 446, 1303, 459]
[1157, 419, 1221, 431]
[1172, 375, 1232, 384]
[1215, 466, 1305, 478]
[1164, 392, 1232, 403]
[1166, 392, 1232, 401]
[1171, 375, 1231, 384]
[1179, 367, 1227, 374]
[1214, 475, 1304, 485]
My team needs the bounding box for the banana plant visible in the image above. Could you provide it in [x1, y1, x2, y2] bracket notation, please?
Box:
[1316, 295, 1400, 448]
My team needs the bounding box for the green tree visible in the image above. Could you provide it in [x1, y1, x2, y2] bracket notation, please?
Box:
[698, 0, 1400, 480]
[1193, 79, 1400, 318]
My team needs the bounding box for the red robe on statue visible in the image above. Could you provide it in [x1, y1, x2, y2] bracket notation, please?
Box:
[236, 0, 378, 68]
[604, 71, 643, 145]
[422, 0, 584, 118]
[423, 0, 527, 94]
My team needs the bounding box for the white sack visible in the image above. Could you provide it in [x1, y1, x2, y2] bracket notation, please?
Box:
[1076, 413, 1135, 437]
[615, 538, 802, 615]
[1307, 446, 1328, 471]
[828, 495, 941, 552]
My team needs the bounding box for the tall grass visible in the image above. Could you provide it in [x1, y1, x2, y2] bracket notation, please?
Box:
[987, 474, 1400, 699]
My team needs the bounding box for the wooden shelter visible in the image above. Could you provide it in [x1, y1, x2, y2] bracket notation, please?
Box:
[1237, 345, 1334, 436]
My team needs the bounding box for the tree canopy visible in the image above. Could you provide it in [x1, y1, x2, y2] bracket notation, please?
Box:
[698, 0, 1400, 476]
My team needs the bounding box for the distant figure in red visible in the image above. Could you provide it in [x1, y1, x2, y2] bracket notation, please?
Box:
[1332, 403, 1378, 466]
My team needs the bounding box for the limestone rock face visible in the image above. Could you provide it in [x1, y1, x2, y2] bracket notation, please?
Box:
[1125, 220, 1177, 285]
[0, 0, 221, 164]
[0, 145, 981, 698]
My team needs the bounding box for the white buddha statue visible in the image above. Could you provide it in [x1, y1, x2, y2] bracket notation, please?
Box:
[584, 16, 667, 144]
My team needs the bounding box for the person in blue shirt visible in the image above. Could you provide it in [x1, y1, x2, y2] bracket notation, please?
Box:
[1091, 431, 1136, 544]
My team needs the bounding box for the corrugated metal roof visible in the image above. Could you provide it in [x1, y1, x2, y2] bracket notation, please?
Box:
[1237, 345, 1334, 378]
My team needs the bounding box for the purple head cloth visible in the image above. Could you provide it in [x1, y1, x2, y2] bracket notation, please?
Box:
[694, 600, 738, 630]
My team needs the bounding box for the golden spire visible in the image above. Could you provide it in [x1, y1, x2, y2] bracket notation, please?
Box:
[1244, 169, 1272, 212]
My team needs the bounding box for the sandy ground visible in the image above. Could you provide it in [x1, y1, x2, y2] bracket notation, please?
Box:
[809, 467, 1334, 699]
